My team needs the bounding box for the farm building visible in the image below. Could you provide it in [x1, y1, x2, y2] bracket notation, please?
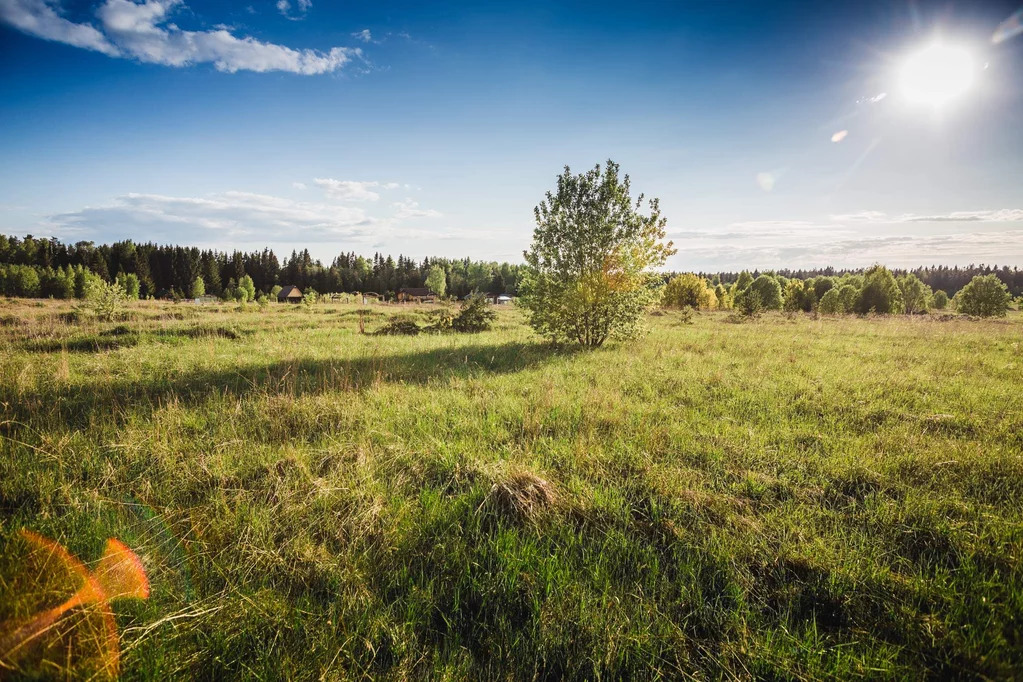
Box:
[398, 287, 437, 303]
[278, 285, 303, 303]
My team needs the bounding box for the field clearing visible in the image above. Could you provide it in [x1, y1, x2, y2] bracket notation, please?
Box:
[1, 299, 1022, 679]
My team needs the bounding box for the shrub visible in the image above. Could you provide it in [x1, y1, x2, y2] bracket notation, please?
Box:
[734, 289, 764, 319]
[426, 305, 456, 332]
[837, 284, 859, 313]
[376, 315, 421, 335]
[662, 273, 715, 309]
[932, 290, 949, 310]
[303, 288, 319, 306]
[856, 265, 902, 314]
[238, 275, 256, 302]
[954, 274, 1011, 317]
[77, 279, 129, 322]
[747, 275, 782, 310]
[898, 273, 931, 314]
[818, 288, 843, 314]
[452, 293, 497, 333]
[519, 160, 675, 346]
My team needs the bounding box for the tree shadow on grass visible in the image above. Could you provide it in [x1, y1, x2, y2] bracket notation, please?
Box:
[4, 341, 580, 430]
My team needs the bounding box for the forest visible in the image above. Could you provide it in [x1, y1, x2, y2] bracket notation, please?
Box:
[1, 233, 1021, 302]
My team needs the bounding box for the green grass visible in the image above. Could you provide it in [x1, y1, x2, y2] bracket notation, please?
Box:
[1, 299, 1022, 679]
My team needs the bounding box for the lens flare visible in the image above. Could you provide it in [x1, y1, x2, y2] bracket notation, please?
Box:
[0, 530, 149, 678]
[831, 130, 848, 143]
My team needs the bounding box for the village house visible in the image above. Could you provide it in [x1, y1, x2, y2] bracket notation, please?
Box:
[277, 285, 303, 303]
[397, 287, 436, 303]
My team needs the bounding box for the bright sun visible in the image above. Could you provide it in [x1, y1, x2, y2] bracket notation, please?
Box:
[899, 42, 975, 107]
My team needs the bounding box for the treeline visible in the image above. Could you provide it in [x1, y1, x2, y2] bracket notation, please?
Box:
[662, 265, 1016, 317]
[696, 264, 1023, 298]
[0, 234, 521, 300]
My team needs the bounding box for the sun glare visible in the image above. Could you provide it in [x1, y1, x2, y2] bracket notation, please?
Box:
[899, 42, 975, 108]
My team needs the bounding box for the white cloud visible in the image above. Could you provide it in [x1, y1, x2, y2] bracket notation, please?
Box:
[351, 28, 372, 42]
[291, 181, 307, 190]
[831, 209, 1023, 224]
[39, 184, 445, 249]
[392, 198, 441, 219]
[313, 178, 399, 202]
[276, 0, 310, 20]
[0, 0, 119, 55]
[0, 0, 359, 74]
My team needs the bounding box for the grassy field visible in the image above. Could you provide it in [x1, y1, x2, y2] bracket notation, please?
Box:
[1, 299, 1021, 679]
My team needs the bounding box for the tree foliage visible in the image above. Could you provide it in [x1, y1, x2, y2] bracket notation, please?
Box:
[856, 265, 903, 314]
[745, 275, 782, 311]
[898, 273, 931, 314]
[426, 265, 447, 298]
[452, 293, 497, 333]
[954, 274, 1011, 317]
[520, 161, 675, 346]
[662, 273, 715, 309]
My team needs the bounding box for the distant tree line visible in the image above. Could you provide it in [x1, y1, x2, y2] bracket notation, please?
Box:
[662, 265, 1015, 317]
[694, 264, 1023, 298]
[0, 234, 522, 300]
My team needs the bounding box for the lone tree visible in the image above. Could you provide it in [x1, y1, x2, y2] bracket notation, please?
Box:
[520, 161, 675, 346]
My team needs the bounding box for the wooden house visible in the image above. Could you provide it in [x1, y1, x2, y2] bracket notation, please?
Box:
[278, 285, 303, 303]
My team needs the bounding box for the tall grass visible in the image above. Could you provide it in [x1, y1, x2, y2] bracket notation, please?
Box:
[1, 299, 1021, 679]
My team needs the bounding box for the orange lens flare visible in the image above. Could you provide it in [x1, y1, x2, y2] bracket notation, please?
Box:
[0, 530, 149, 678]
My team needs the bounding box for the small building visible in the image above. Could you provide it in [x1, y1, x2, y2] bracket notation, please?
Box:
[398, 287, 436, 303]
[278, 285, 303, 303]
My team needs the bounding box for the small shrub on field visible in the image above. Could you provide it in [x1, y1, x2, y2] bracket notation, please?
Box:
[376, 314, 421, 335]
[677, 306, 695, 325]
[452, 293, 496, 333]
[425, 305, 456, 332]
[76, 279, 129, 322]
[732, 289, 764, 320]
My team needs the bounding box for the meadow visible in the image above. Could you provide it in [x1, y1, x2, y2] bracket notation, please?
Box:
[1, 299, 1021, 679]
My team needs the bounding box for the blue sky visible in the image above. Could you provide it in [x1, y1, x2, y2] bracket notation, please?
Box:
[1, 0, 1022, 270]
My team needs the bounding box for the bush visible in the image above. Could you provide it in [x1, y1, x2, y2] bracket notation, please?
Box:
[747, 275, 782, 310]
[376, 315, 421, 335]
[77, 279, 129, 322]
[662, 274, 715, 309]
[954, 274, 1011, 317]
[426, 305, 456, 332]
[452, 293, 497, 333]
[856, 265, 902, 314]
[932, 290, 949, 310]
[734, 289, 764, 319]
[818, 288, 843, 314]
[898, 273, 931, 314]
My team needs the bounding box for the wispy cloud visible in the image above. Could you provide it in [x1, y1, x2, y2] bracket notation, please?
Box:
[351, 28, 372, 43]
[0, 0, 360, 74]
[41, 186, 444, 248]
[392, 198, 442, 219]
[831, 209, 1023, 224]
[276, 0, 311, 21]
[313, 178, 399, 202]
